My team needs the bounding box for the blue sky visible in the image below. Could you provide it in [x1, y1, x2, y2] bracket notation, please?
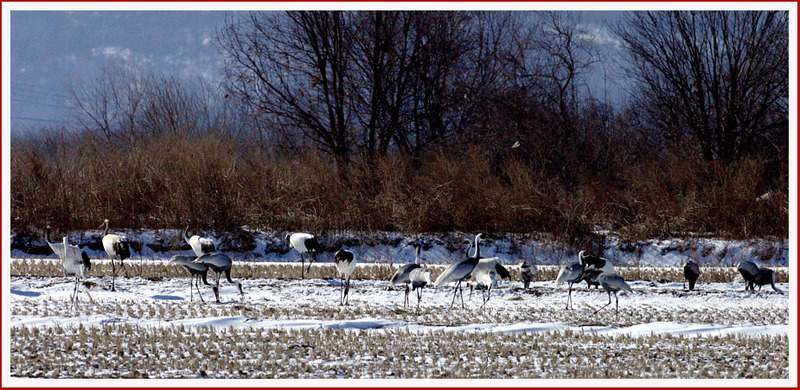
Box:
[10, 11, 229, 131]
[9, 10, 627, 134]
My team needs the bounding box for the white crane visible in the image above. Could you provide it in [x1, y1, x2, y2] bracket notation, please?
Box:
[408, 268, 432, 312]
[285, 232, 322, 279]
[192, 252, 244, 303]
[683, 260, 701, 291]
[579, 250, 616, 274]
[334, 249, 357, 306]
[555, 262, 584, 310]
[45, 226, 91, 307]
[390, 243, 423, 308]
[184, 219, 216, 257]
[434, 233, 483, 309]
[591, 272, 632, 316]
[99, 219, 131, 292]
[459, 237, 509, 299]
[520, 259, 537, 290]
[168, 254, 210, 302]
[473, 267, 497, 310]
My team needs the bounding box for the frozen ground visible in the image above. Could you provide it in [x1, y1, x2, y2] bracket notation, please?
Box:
[7, 257, 791, 380]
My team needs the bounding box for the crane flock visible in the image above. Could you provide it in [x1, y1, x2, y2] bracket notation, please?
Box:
[39, 225, 783, 312]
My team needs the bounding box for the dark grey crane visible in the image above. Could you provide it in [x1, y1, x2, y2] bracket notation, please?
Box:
[433, 233, 483, 309]
[555, 262, 584, 310]
[168, 254, 211, 302]
[286, 232, 322, 279]
[738, 261, 782, 293]
[46, 226, 91, 307]
[754, 267, 783, 293]
[683, 260, 701, 290]
[581, 268, 604, 289]
[334, 249, 357, 306]
[192, 252, 244, 303]
[99, 219, 131, 292]
[737, 261, 759, 291]
[390, 243, 423, 308]
[591, 272, 633, 315]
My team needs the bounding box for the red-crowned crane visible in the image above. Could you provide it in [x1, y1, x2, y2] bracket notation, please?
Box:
[579, 250, 616, 274]
[192, 252, 244, 303]
[408, 268, 432, 312]
[472, 267, 497, 310]
[334, 249, 357, 306]
[168, 254, 211, 302]
[285, 232, 322, 279]
[184, 219, 216, 257]
[390, 243, 423, 307]
[99, 219, 131, 292]
[45, 226, 91, 308]
[683, 260, 701, 290]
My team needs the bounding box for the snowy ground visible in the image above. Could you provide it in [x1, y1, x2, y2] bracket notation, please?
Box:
[7, 258, 791, 380]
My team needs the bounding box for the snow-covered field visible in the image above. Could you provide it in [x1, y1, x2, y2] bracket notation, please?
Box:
[8, 257, 790, 380]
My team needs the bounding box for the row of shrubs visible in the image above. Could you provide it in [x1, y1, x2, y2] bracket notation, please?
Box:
[11, 130, 788, 244]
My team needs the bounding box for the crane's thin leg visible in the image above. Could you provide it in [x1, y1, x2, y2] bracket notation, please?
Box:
[614, 292, 619, 315]
[71, 278, 79, 309]
[197, 275, 207, 303]
[469, 284, 473, 300]
[341, 276, 345, 306]
[459, 281, 466, 309]
[566, 283, 573, 310]
[449, 283, 459, 309]
[344, 275, 351, 306]
[305, 259, 313, 278]
[591, 291, 613, 315]
[214, 273, 221, 304]
[111, 258, 116, 292]
[416, 288, 422, 313]
[299, 254, 305, 279]
[479, 286, 487, 310]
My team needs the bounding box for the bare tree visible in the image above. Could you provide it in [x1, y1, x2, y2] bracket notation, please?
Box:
[526, 12, 599, 124]
[616, 11, 788, 162]
[219, 11, 356, 169]
[68, 63, 147, 141]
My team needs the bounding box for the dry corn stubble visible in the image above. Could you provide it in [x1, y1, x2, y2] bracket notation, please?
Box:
[10, 325, 788, 379]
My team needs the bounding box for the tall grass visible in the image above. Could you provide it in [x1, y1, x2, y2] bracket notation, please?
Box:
[11, 131, 787, 242]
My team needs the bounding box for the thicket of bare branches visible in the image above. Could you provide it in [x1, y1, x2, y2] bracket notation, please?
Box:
[12, 10, 788, 242]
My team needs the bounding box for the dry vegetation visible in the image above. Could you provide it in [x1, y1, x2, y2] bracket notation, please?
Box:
[10, 258, 790, 284]
[10, 324, 788, 379]
[11, 132, 788, 244]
